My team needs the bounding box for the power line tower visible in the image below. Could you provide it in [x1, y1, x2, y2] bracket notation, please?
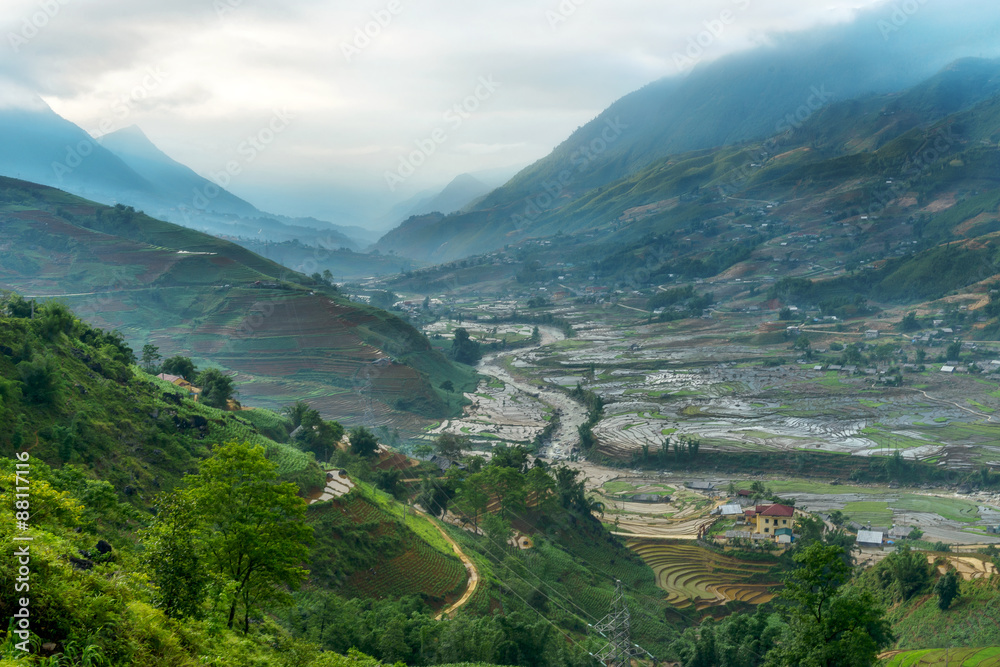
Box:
[591, 580, 645, 666]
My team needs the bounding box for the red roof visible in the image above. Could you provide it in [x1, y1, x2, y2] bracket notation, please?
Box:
[757, 504, 795, 517]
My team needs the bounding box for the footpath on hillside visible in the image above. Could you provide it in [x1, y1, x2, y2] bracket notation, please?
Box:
[412, 507, 480, 620]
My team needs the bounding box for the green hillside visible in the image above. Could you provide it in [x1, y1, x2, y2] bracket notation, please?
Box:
[0, 177, 476, 425]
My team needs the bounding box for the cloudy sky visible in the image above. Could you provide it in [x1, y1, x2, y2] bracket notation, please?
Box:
[0, 0, 987, 225]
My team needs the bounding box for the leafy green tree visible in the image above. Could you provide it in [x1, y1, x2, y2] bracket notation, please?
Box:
[524, 466, 555, 511]
[6, 294, 35, 318]
[483, 465, 526, 519]
[284, 400, 312, 429]
[899, 312, 920, 332]
[482, 512, 513, 550]
[141, 343, 161, 373]
[450, 327, 482, 365]
[433, 432, 469, 460]
[161, 355, 197, 381]
[198, 367, 235, 409]
[142, 491, 207, 619]
[439, 379, 455, 392]
[794, 515, 825, 547]
[17, 354, 61, 405]
[185, 441, 312, 633]
[946, 340, 963, 360]
[878, 544, 931, 601]
[490, 444, 530, 472]
[298, 410, 344, 461]
[934, 569, 960, 610]
[765, 543, 893, 667]
[37, 302, 76, 340]
[348, 426, 379, 458]
[456, 471, 490, 532]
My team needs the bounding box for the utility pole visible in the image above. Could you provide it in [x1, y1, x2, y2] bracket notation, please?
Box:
[591, 580, 647, 666]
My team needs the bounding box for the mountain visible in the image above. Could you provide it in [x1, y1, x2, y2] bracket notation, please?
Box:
[386, 58, 1000, 323]
[374, 18, 1000, 263]
[0, 102, 366, 251]
[0, 176, 476, 423]
[0, 100, 154, 201]
[409, 173, 495, 217]
[98, 124, 259, 217]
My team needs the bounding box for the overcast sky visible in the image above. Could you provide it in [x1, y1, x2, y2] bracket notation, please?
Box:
[0, 0, 982, 224]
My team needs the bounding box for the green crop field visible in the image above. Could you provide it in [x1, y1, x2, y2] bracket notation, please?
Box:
[884, 647, 1000, 666]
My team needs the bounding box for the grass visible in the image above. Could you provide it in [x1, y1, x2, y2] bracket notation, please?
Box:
[603, 481, 639, 494]
[891, 495, 980, 523]
[767, 481, 893, 495]
[842, 501, 893, 527]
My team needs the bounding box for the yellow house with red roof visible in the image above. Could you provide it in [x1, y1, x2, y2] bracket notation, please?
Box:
[743, 504, 796, 536]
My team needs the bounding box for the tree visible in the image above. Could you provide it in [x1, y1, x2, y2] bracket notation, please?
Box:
[899, 312, 920, 333]
[17, 355, 61, 405]
[878, 544, 931, 601]
[439, 380, 455, 392]
[483, 465, 526, 519]
[294, 409, 345, 463]
[457, 472, 490, 533]
[524, 466, 556, 511]
[934, 570, 960, 610]
[142, 491, 207, 619]
[184, 442, 312, 633]
[947, 340, 963, 360]
[765, 543, 893, 667]
[779, 307, 794, 321]
[141, 344, 162, 373]
[283, 400, 312, 429]
[434, 433, 469, 460]
[198, 368, 235, 409]
[450, 328, 482, 365]
[348, 426, 379, 458]
[161, 355, 197, 382]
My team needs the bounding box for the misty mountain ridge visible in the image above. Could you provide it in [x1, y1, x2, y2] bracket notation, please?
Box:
[0, 101, 367, 250]
[373, 55, 1000, 262]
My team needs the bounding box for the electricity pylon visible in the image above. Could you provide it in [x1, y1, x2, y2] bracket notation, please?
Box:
[592, 580, 646, 666]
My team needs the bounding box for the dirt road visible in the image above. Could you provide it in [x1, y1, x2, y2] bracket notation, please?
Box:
[415, 508, 480, 620]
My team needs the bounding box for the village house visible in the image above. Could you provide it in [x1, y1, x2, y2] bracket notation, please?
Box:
[156, 373, 202, 401]
[744, 504, 796, 536]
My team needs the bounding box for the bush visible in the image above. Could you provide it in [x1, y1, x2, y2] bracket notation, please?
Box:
[17, 354, 62, 405]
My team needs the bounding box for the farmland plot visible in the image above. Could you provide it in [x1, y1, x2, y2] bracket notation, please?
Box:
[628, 541, 779, 610]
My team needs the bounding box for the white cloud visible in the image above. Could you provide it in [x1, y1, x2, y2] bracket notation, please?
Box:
[3, 0, 998, 223]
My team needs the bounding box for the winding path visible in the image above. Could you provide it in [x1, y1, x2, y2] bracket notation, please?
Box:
[413, 508, 480, 620]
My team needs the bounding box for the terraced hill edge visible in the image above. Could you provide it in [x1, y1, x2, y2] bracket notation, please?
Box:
[0, 176, 477, 422]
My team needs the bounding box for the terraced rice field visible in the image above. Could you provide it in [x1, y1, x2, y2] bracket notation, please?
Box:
[627, 541, 779, 610]
[883, 647, 1000, 666]
[929, 555, 998, 581]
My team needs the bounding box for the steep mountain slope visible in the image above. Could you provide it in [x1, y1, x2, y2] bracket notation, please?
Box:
[98, 124, 259, 217]
[374, 53, 1000, 263]
[0, 176, 476, 423]
[0, 101, 153, 201]
[374, 58, 1000, 271]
